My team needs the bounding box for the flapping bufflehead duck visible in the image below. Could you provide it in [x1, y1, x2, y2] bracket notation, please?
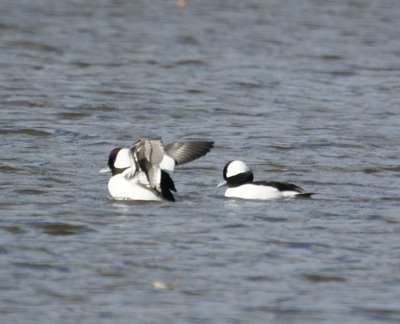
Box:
[218, 160, 313, 200]
[105, 138, 214, 201]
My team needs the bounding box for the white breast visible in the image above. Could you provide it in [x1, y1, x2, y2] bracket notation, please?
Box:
[108, 174, 162, 201]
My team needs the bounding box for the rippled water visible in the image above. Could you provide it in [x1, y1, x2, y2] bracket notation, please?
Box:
[1, 0, 400, 322]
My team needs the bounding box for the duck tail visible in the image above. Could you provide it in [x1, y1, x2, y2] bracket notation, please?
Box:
[160, 170, 176, 202]
[297, 192, 314, 198]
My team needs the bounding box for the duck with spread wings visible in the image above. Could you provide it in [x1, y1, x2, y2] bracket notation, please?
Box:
[105, 138, 214, 201]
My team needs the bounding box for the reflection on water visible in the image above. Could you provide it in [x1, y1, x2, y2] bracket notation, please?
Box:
[1, 0, 400, 322]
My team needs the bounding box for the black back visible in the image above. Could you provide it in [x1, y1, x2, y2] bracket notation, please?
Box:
[160, 171, 177, 202]
[253, 180, 305, 193]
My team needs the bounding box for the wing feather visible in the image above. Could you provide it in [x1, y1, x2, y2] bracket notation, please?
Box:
[126, 138, 212, 201]
[129, 138, 165, 190]
[164, 141, 214, 165]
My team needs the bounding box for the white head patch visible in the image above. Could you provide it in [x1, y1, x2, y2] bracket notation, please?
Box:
[226, 160, 250, 178]
[114, 148, 131, 169]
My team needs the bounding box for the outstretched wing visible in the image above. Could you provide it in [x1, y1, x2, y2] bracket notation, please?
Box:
[164, 141, 214, 165]
[129, 138, 165, 190]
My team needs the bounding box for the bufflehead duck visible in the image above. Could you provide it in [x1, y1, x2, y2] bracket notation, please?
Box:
[218, 160, 313, 200]
[106, 138, 214, 201]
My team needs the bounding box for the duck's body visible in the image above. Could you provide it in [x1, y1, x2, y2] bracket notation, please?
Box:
[224, 182, 309, 200]
[108, 172, 163, 201]
[106, 138, 213, 201]
[219, 160, 313, 200]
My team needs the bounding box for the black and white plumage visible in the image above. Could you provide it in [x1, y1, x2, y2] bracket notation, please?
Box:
[218, 160, 313, 200]
[106, 138, 214, 201]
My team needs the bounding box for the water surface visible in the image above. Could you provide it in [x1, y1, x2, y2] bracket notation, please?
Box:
[1, 0, 400, 322]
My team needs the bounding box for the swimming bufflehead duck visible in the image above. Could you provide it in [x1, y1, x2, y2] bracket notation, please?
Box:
[106, 138, 214, 201]
[218, 160, 313, 200]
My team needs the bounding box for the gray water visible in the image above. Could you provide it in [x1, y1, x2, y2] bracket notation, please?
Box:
[1, 0, 400, 322]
